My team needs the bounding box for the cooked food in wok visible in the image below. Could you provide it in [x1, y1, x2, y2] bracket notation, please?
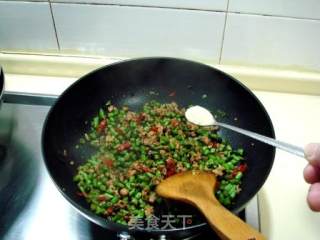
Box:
[74, 101, 247, 225]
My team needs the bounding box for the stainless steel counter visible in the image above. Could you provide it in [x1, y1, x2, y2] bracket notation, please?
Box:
[0, 93, 260, 240]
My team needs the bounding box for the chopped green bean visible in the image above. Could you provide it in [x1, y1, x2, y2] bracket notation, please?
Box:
[74, 101, 247, 225]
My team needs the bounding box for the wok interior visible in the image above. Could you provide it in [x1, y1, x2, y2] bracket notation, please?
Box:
[42, 58, 275, 230]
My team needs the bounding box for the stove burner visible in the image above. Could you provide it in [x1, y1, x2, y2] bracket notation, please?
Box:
[0, 94, 260, 240]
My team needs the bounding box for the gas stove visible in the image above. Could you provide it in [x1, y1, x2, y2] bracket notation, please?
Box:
[0, 93, 261, 240]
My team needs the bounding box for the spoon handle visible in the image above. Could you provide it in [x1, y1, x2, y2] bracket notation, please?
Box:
[217, 122, 304, 158]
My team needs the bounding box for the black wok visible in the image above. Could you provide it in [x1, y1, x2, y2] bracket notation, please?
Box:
[42, 57, 275, 239]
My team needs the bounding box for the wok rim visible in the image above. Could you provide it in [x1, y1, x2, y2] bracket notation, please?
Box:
[41, 56, 275, 235]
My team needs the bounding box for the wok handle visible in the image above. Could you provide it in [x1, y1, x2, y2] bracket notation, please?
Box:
[117, 232, 134, 240]
[117, 232, 166, 240]
[217, 122, 305, 158]
[0, 66, 4, 105]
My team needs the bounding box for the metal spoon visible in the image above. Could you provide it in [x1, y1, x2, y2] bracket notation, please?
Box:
[185, 105, 304, 158]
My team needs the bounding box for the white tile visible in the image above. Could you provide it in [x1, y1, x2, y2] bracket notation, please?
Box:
[52, 4, 225, 62]
[51, 0, 228, 11]
[229, 0, 320, 20]
[0, 1, 58, 51]
[221, 13, 320, 71]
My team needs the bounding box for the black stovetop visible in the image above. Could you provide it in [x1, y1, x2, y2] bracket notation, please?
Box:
[0, 93, 259, 240]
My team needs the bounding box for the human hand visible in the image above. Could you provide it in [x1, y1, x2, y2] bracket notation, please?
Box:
[304, 143, 320, 211]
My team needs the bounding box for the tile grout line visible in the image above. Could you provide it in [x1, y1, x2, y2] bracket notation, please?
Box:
[228, 10, 320, 21]
[46, 1, 226, 13]
[218, 0, 229, 64]
[28, 1, 320, 21]
[257, 193, 262, 232]
[1, 0, 320, 21]
[48, 0, 61, 51]
[0, 0, 320, 21]
[0, 50, 121, 60]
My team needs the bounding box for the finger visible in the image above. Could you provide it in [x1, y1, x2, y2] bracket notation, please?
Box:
[305, 143, 320, 166]
[307, 182, 320, 212]
[304, 164, 320, 184]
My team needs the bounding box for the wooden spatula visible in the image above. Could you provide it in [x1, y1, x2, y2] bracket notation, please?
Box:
[156, 171, 265, 240]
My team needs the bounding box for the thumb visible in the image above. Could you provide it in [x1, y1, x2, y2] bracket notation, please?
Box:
[305, 143, 320, 167]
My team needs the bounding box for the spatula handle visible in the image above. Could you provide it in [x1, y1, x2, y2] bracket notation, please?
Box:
[197, 198, 265, 240]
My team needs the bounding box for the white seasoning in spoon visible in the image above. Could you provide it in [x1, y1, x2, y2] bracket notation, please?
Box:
[185, 105, 216, 126]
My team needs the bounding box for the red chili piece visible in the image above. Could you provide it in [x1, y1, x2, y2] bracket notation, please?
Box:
[231, 163, 247, 178]
[76, 191, 87, 197]
[170, 119, 179, 127]
[117, 142, 131, 152]
[103, 158, 113, 168]
[209, 141, 219, 148]
[97, 194, 107, 202]
[105, 207, 113, 216]
[169, 91, 176, 97]
[142, 165, 151, 173]
[97, 119, 107, 133]
[165, 157, 176, 177]
[150, 126, 159, 132]
[238, 163, 247, 172]
[136, 113, 146, 124]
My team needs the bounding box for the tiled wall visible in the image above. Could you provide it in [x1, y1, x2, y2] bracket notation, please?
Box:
[0, 0, 320, 71]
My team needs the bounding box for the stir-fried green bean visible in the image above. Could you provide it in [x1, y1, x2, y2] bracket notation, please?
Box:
[74, 101, 247, 224]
